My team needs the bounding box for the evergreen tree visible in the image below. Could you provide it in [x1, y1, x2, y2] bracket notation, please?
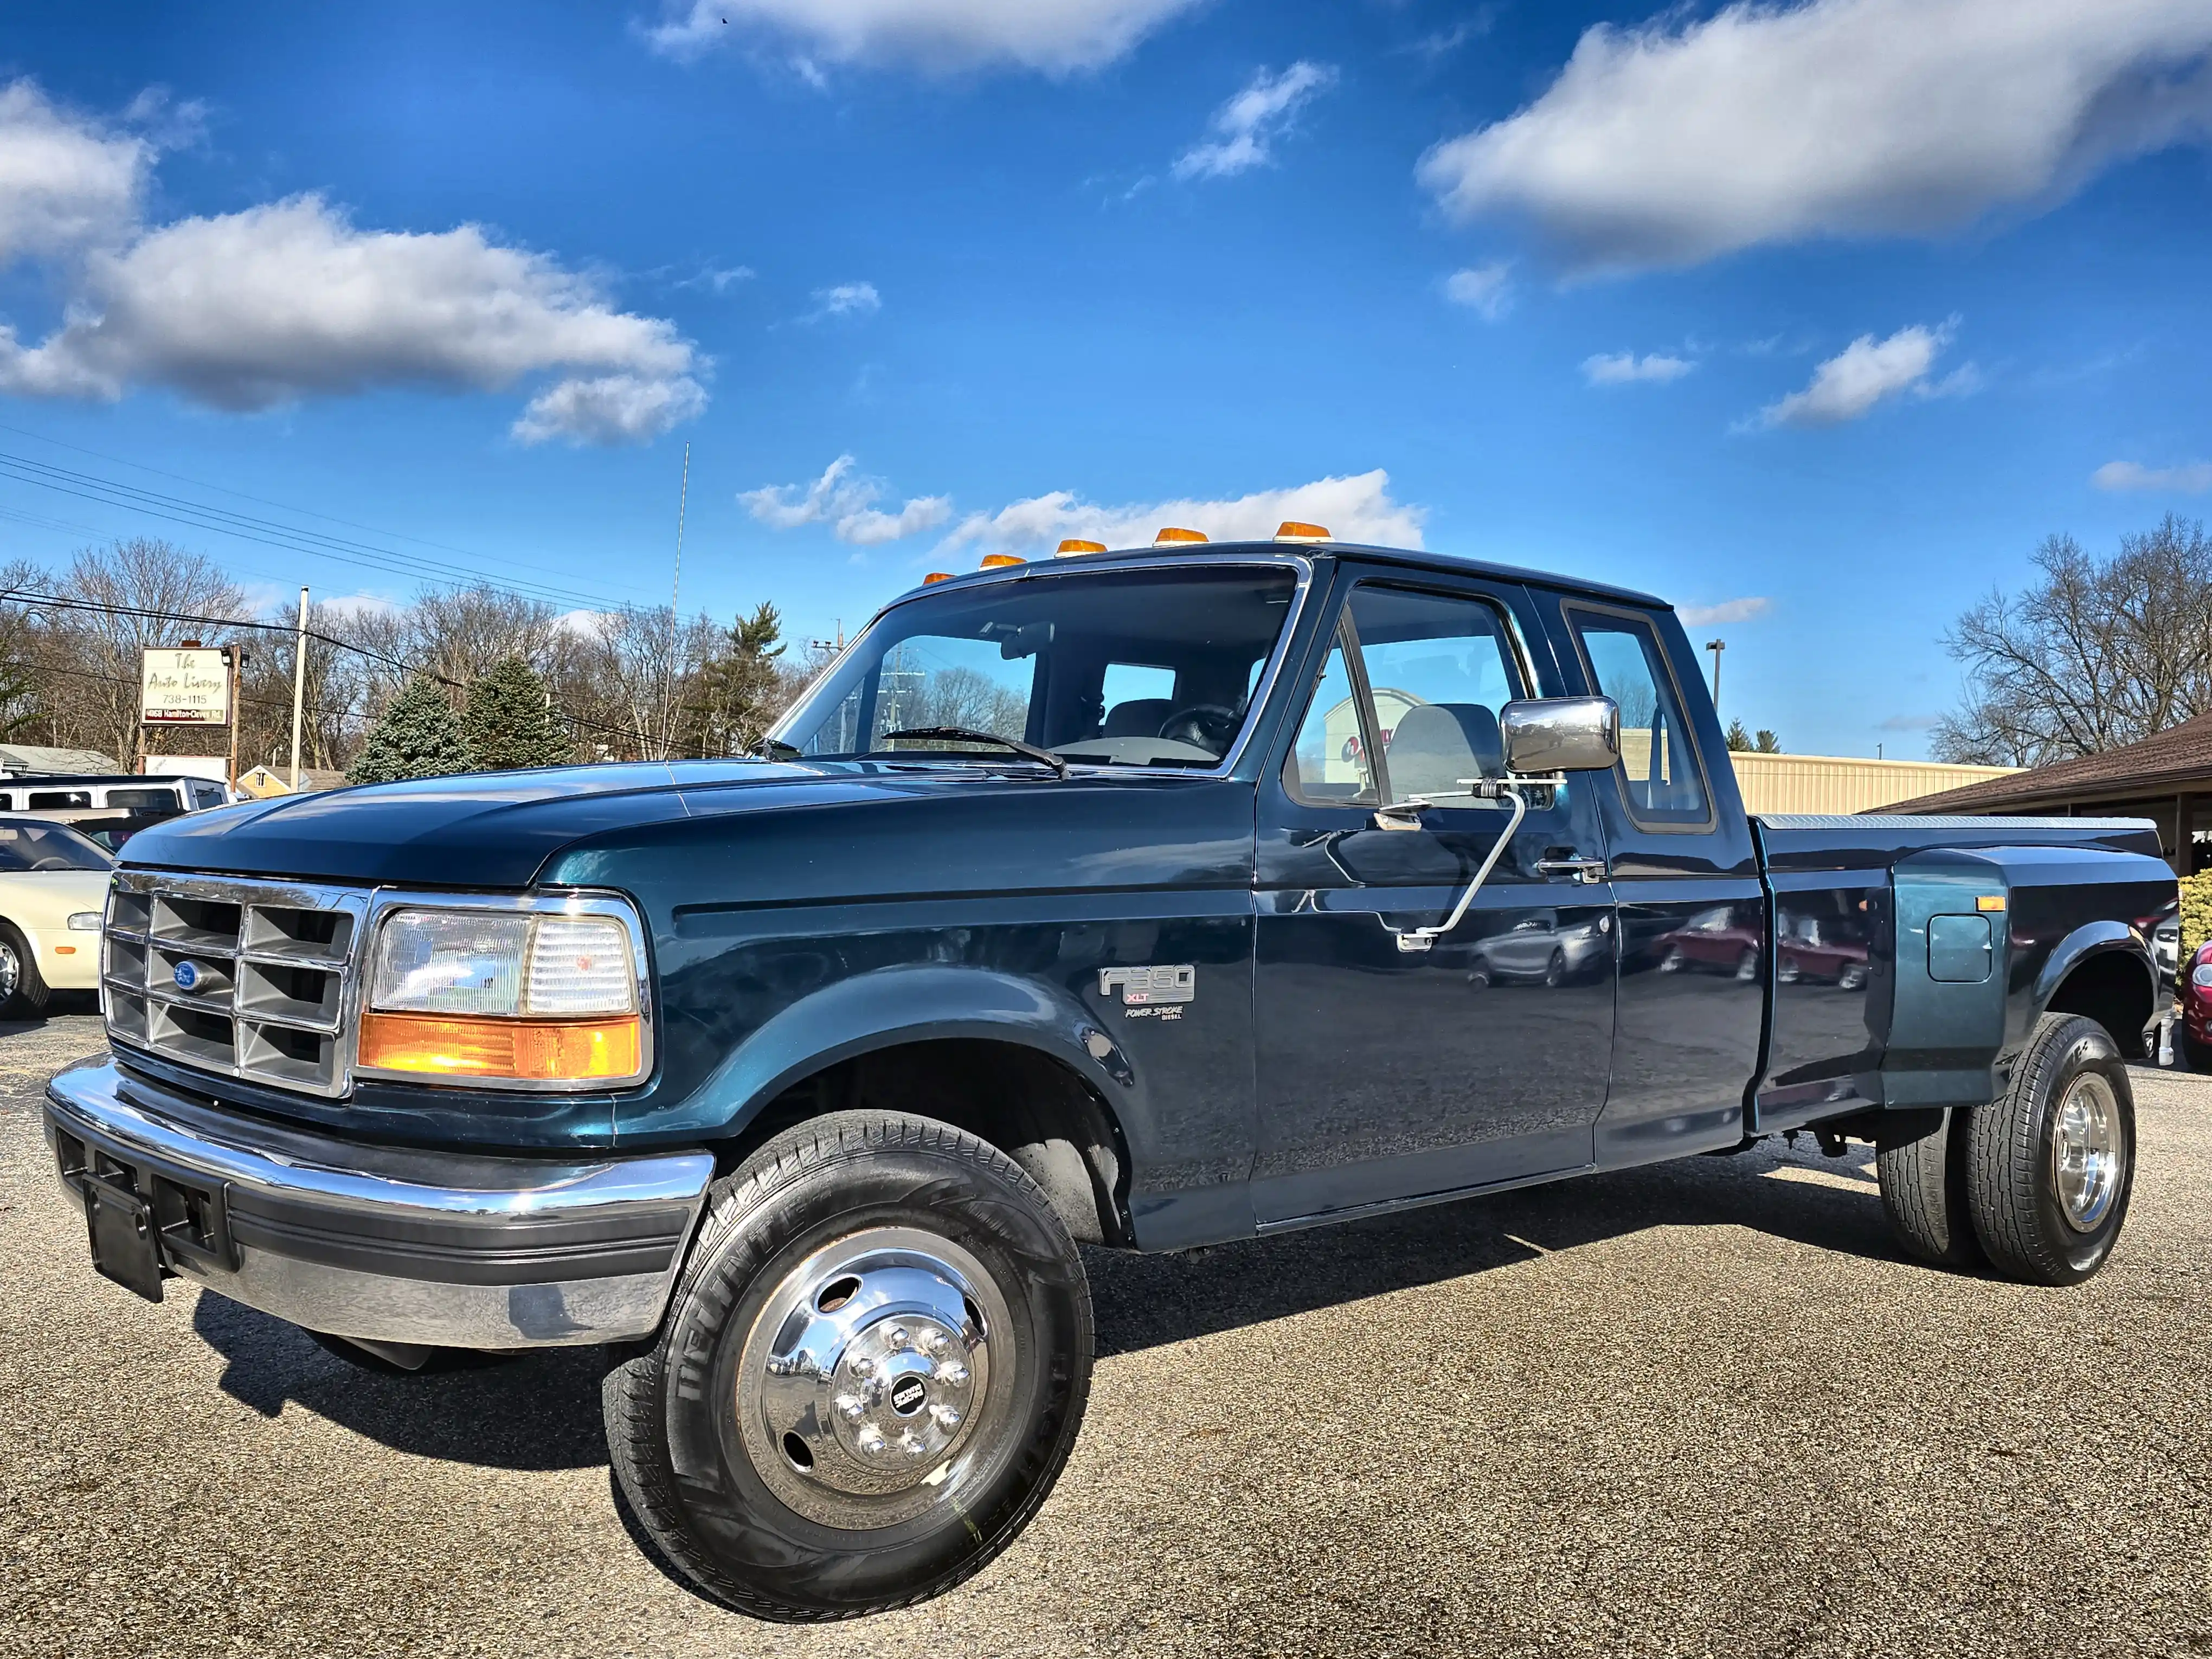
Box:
[685, 602, 788, 757]
[348, 676, 471, 785]
[461, 655, 570, 770]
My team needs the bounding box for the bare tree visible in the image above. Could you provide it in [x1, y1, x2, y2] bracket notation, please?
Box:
[1934, 517, 2212, 766]
[19, 539, 250, 767]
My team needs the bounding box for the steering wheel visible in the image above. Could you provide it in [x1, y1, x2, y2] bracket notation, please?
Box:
[1157, 704, 1239, 754]
[29, 857, 74, 871]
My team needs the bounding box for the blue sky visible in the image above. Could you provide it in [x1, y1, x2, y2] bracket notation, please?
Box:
[1, 0, 2209, 757]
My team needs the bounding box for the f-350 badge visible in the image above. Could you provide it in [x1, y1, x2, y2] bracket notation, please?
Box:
[1099, 964, 1195, 1019]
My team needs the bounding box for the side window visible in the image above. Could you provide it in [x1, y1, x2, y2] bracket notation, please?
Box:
[1283, 584, 1525, 807]
[1284, 638, 1374, 803]
[1568, 607, 1711, 828]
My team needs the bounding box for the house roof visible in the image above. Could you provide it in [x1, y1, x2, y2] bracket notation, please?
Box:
[1889, 712, 2212, 813]
[0, 744, 120, 775]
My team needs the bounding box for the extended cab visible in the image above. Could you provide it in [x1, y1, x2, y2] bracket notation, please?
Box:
[44, 534, 2174, 1619]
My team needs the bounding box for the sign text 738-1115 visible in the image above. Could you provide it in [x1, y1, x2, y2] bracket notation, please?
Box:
[140, 648, 230, 725]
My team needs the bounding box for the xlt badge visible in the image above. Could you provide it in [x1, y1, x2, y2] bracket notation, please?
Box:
[1098, 965, 1195, 1017]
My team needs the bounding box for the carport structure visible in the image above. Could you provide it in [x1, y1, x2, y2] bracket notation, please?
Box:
[1890, 712, 2212, 875]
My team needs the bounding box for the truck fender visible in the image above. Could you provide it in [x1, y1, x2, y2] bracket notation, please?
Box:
[2023, 918, 2157, 1056]
[684, 962, 1143, 1146]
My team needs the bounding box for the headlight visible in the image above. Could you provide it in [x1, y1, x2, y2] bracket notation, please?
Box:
[357, 902, 645, 1086]
[2191, 963, 2212, 989]
[67, 912, 101, 931]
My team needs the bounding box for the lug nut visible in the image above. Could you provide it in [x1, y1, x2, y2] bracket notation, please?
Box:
[938, 1362, 968, 1387]
[836, 1394, 865, 1422]
[886, 1326, 910, 1349]
[900, 1432, 927, 1458]
[850, 1356, 873, 1377]
[857, 1427, 886, 1456]
[925, 1330, 949, 1355]
[933, 1405, 962, 1429]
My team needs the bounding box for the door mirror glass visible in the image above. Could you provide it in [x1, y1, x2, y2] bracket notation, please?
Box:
[1500, 697, 1621, 774]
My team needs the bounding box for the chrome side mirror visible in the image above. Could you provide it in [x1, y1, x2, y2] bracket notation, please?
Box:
[1500, 696, 1621, 775]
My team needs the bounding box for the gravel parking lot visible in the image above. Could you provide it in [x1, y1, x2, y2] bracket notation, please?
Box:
[3, 1007, 2209, 1659]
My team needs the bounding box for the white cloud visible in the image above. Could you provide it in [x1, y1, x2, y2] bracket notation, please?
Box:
[0, 79, 154, 265]
[2093, 459, 2212, 493]
[1754, 322, 1966, 428]
[1679, 597, 1771, 626]
[646, 0, 1202, 73]
[678, 263, 756, 293]
[1583, 351, 1694, 385]
[1443, 261, 1512, 321]
[0, 84, 705, 445]
[741, 454, 952, 545]
[1417, 0, 2212, 273]
[942, 468, 1426, 557]
[802, 281, 881, 323]
[513, 372, 709, 446]
[1173, 62, 1337, 181]
[314, 592, 406, 624]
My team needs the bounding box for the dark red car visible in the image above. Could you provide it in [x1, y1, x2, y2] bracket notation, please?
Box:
[2177, 940, 2212, 1070]
[1656, 903, 1763, 980]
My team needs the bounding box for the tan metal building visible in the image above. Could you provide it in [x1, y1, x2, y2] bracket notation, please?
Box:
[1729, 752, 2018, 816]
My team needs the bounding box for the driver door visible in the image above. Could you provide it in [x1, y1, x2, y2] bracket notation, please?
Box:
[1251, 571, 1617, 1226]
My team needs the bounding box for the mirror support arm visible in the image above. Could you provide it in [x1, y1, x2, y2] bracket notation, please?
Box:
[1377, 774, 1563, 954]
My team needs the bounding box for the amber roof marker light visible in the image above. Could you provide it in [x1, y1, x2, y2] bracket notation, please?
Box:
[979, 554, 1023, 569]
[1054, 539, 1108, 557]
[1153, 527, 1208, 546]
[1274, 521, 1333, 543]
[922, 571, 954, 584]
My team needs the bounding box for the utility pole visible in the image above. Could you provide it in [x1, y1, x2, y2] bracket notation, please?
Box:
[1705, 638, 1725, 719]
[288, 586, 309, 790]
[225, 645, 242, 785]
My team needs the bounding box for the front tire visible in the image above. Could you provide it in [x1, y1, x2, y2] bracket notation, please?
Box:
[2175, 1017, 2210, 1073]
[0, 923, 50, 1019]
[605, 1111, 1092, 1621]
[1966, 1013, 2135, 1285]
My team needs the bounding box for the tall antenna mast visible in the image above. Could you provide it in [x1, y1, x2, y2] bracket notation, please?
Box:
[657, 442, 691, 760]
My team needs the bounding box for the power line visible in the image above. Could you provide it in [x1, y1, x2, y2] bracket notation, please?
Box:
[0, 448, 654, 614]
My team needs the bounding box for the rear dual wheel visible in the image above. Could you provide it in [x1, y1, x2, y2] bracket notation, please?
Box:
[1876, 1013, 2134, 1285]
[605, 1111, 1092, 1622]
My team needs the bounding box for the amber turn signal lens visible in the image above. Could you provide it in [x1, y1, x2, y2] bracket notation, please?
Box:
[359, 1011, 642, 1082]
[979, 554, 1023, 568]
[1153, 526, 1207, 544]
[1056, 539, 1107, 556]
[1977, 895, 2007, 912]
[1275, 520, 1332, 541]
[922, 571, 954, 584]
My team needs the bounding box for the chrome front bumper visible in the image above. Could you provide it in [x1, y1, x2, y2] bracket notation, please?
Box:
[44, 1060, 714, 1351]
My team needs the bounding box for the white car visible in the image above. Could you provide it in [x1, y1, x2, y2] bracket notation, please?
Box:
[0, 816, 113, 1016]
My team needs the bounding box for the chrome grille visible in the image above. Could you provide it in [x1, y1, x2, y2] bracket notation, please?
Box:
[102, 872, 370, 1097]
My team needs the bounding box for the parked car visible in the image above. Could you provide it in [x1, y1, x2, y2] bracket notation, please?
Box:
[1464, 908, 1609, 987]
[2175, 936, 2212, 1070]
[0, 773, 226, 816]
[1778, 906, 1871, 991]
[0, 815, 114, 1015]
[43, 532, 2173, 1620]
[1656, 902, 1764, 980]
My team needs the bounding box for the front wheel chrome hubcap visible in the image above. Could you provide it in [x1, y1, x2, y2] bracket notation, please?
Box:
[737, 1225, 1013, 1529]
[2052, 1072, 2124, 1232]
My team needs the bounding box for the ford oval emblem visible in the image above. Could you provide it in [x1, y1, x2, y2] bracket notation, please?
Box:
[172, 960, 202, 993]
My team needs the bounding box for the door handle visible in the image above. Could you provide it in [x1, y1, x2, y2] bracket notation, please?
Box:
[1535, 857, 1607, 884]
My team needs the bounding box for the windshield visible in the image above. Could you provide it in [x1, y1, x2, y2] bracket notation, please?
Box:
[0, 818, 115, 873]
[773, 564, 1302, 769]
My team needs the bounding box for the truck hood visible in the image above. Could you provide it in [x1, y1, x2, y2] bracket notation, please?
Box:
[120, 762, 802, 888]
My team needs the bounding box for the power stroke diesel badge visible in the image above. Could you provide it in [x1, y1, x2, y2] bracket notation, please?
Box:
[1098, 964, 1195, 1019]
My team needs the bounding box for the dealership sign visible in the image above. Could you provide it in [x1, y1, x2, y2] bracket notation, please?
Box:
[140, 648, 230, 726]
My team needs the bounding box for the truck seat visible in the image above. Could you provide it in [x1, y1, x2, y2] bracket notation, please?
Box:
[1387, 703, 1503, 799]
[1102, 698, 1175, 738]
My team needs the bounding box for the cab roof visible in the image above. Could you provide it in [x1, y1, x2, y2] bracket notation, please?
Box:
[910, 539, 1670, 612]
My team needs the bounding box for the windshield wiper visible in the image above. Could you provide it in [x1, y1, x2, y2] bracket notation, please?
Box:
[873, 727, 1070, 777]
[751, 737, 802, 760]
